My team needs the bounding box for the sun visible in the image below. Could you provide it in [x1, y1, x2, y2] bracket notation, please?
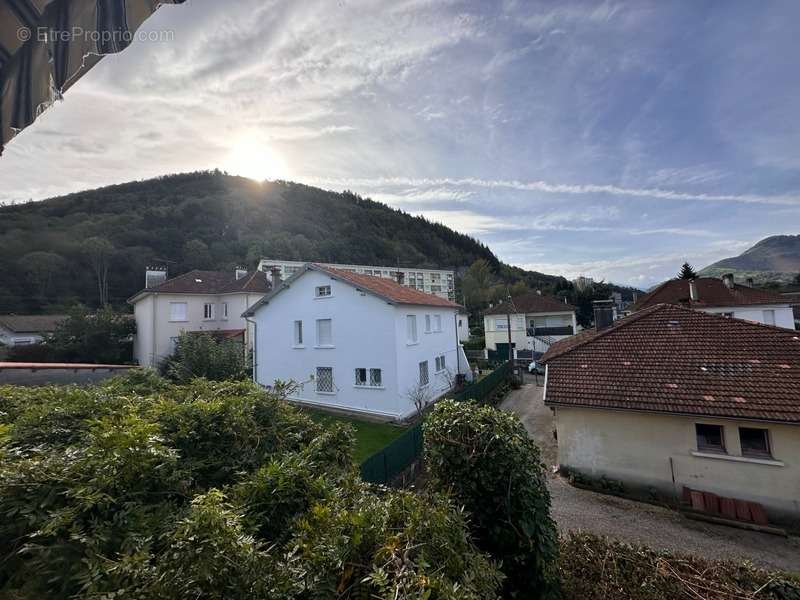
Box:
[223, 138, 290, 182]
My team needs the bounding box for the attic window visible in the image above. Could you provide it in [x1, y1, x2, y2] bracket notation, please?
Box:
[700, 363, 753, 376]
[195, 278, 203, 283]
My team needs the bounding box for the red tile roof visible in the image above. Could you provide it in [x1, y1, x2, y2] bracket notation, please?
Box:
[542, 304, 800, 423]
[484, 292, 574, 315]
[631, 277, 788, 311]
[130, 270, 269, 300]
[319, 265, 462, 308]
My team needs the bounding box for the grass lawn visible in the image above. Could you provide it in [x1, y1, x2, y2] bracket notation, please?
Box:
[303, 408, 409, 462]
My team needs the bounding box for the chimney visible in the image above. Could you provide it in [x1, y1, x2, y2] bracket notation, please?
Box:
[689, 279, 699, 302]
[745, 277, 754, 287]
[593, 299, 614, 331]
[235, 266, 248, 280]
[395, 271, 405, 285]
[270, 267, 282, 287]
[145, 266, 167, 289]
[722, 273, 735, 289]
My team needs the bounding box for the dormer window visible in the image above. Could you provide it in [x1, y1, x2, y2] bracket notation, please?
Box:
[315, 285, 332, 298]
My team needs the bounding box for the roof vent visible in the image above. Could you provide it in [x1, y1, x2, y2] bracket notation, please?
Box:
[722, 273, 735, 289]
[145, 266, 167, 289]
[593, 299, 614, 330]
[689, 279, 698, 301]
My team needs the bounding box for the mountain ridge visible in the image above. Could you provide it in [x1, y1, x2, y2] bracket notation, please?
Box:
[700, 235, 800, 284]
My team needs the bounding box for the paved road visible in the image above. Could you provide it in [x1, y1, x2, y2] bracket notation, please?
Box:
[501, 379, 800, 572]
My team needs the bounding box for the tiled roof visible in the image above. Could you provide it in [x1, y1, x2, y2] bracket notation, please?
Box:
[320, 265, 462, 308]
[131, 270, 269, 300]
[631, 277, 788, 311]
[542, 304, 800, 423]
[0, 314, 67, 333]
[484, 292, 574, 315]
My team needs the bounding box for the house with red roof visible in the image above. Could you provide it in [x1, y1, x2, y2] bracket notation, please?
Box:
[631, 274, 794, 329]
[128, 267, 270, 367]
[243, 263, 472, 420]
[483, 292, 577, 358]
[541, 304, 800, 525]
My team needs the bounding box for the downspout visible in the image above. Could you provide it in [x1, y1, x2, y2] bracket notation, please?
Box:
[151, 293, 157, 367]
[454, 312, 460, 376]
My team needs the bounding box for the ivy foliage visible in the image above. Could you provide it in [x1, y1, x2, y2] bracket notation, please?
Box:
[0, 377, 501, 599]
[424, 399, 561, 599]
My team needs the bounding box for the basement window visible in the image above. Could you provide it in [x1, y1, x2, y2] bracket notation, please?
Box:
[739, 427, 771, 458]
[696, 424, 725, 453]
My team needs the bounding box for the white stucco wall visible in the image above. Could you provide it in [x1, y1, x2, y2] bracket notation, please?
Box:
[554, 406, 800, 523]
[484, 310, 576, 352]
[457, 313, 470, 342]
[700, 304, 795, 330]
[251, 269, 462, 420]
[0, 326, 45, 347]
[133, 292, 263, 367]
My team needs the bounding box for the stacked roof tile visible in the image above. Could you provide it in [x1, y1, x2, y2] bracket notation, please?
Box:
[484, 292, 574, 315]
[133, 270, 270, 297]
[631, 277, 788, 311]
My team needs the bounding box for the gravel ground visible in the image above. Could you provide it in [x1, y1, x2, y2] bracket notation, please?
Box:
[501, 379, 800, 572]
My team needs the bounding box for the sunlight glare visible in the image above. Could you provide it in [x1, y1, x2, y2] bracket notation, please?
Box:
[223, 138, 290, 182]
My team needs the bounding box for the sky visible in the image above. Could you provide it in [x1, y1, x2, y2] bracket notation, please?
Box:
[2, 0, 800, 288]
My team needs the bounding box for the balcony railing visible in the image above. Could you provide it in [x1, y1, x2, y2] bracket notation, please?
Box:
[527, 326, 573, 337]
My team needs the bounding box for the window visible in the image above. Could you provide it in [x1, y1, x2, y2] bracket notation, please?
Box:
[434, 315, 442, 332]
[13, 339, 32, 346]
[169, 302, 187, 321]
[435, 355, 446, 372]
[406, 315, 418, 343]
[722, 312, 734, 318]
[763, 310, 775, 326]
[316, 367, 333, 393]
[431, 285, 441, 293]
[316, 319, 333, 346]
[355, 368, 383, 387]
[740, 427, 771, 458]
[203, 303, 215, 320]
[495, 318, 507, 330]
[221, 302, 228, 320]
[294, 320, 303, 346]
[696, 424, 725, 453]
[425, 314, 431, 333]
[419, 360, 429, 386]
[315, 285, 332, 297]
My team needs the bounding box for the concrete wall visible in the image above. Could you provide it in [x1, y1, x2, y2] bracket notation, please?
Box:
[554, 406, 800, 524]
[252, 269, 462, 420]
[700, 304, 795, 330]
[0, 364, 137, 386]
[133, 292, 264, 367]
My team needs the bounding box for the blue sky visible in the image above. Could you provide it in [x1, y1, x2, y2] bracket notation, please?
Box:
[2, 0, 799, 287]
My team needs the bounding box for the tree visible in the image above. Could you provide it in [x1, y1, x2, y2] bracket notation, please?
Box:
[82, 237, 114, 306]
[424, 400, 561, 598]
[182, 239, 213, 270]
[677, 262, 698, 280]
[21, 251, 65, 298]
[162, 331, 247, 383]
[461, 258, 495, 310]
[38, 306, 135, 363]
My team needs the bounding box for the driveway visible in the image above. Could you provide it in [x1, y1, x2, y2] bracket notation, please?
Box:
[501, 379, 800, 572]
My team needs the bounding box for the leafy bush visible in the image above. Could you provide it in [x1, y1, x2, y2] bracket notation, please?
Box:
[424, 399, 561, 599]
[558, 533, 800, 600]
[0, 378, 501, 599]
[161, 331, 248, 382]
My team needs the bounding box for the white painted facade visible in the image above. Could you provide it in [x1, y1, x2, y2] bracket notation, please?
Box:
[132, 292, 264, 367]
[0, 326, 44, 347]
[554, 406, 800, 524]
[258, 258, 456, 301]
[698, 304, 794, 329]
[248, 269, 470, 420]
[484, 310, 577, 355]
[456, 312, 470, 342]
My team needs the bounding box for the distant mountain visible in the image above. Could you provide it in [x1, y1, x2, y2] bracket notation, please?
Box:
[0, 171, 576, 313]
[700, 235, 800, 284]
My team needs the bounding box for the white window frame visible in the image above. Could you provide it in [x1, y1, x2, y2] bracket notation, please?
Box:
[495, 318, 507, 330]
[221, 302, 229, 320]
[315, 285, 332, 298]
[203, 302, 215, 321]
[419, 360, 429, 387]
[169, 302, 188, 322]
[434, 314, 442, 332]
[316, 318, 333, 347]
[425, 314, 432, 333]
[293, 320, 304, 347]
[354, 367, 384, 389]
[435, 354, 446, 372]
[406, 315, 418, 344]
[316, 366, 334, 394]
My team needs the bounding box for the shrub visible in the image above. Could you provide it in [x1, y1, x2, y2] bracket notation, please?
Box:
[424, 399, 560, 599]
[161, 331, 247, 383]
[558, 533, 800, 600]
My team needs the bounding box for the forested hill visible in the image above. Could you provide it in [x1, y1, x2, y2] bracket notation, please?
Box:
[0, 171, 564, 313]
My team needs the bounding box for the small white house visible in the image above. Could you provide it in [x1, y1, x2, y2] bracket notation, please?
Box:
[456, 310, 470, 342]
[128, 267, 270, 367]
[0, 315, 66, 347]
[243, 263, 472, 421]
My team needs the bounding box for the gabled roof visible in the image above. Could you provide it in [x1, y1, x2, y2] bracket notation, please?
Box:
[129, 270, 269, 303]
[631, 277, 788, 311]
[243, 263, 461, 317]
[484, 292, 574, 315]
[542, 304, 800, 423]
[0, 314, 67, 334]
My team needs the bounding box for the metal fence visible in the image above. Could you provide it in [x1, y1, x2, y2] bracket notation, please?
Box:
[359, 362, 513, 484]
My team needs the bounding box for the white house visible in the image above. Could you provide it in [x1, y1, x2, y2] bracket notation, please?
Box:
[243, 263, 472, 421]
[128, 267, 270, 367]
[542, 304, 800, 526]
[0, 315, 66, 347]
[483, 292, 577, 357]
[456, 310, 470, 342]
[631, 274, 794, 329]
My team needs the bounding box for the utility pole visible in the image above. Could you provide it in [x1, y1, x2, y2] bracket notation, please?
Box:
[506, 294, 513, 365]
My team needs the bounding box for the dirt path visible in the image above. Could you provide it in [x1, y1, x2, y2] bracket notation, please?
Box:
[501, 379, 800, 572]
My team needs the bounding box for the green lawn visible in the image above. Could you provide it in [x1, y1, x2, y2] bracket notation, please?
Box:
[303, 408, 409, 462]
